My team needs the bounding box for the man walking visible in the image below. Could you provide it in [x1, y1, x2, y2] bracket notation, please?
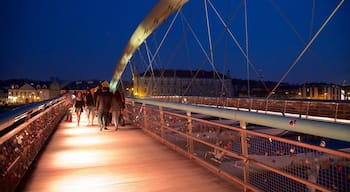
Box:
[95, 85, 112, 131]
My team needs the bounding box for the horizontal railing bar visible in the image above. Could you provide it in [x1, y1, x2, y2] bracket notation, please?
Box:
[160, 109, 350, 159]
[0, 97, 63, 136]
[134, 98, 350, 142]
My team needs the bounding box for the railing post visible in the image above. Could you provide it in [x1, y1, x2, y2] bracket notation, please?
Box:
[159, 106, 165, 138]
[240, 120, 249, 192]
[186, 111, 193, 154]
[142, 103, 148, 129]
[237, 98, 240, 110]
[335, 103, 339, 123]
[249, 99, 252, 112]
[265, 99, 269, 114]
[131, 100, 136, 121]
[306, 101, 310, 119]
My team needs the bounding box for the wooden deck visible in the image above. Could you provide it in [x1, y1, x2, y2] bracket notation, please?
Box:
[16, 114, 242, 192]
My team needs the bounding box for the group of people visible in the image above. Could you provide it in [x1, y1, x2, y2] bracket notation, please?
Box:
[65, 83, 125, 131]
[94, 85, 125, 131]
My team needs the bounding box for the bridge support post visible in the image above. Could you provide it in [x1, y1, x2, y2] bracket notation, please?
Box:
[283, 100, 287, 116]
[306, 101, 310, 119]
[249, 99, 252, 112]
[335, 103, 339, 122]
[159, 106, 165, 138]
[265, 99, 269, 114]
[186, 111, 193, 154]
[142, 103, 149, 129]
[131, 100, 136, 121]
[240, 120, 249, 192]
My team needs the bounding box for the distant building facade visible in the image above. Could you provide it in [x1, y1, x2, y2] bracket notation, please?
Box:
[2, 77, 346, 105]
[4, 80, 104, 105]
[340, 81, 350, 100]
[8, 82, 53, 104]
[60, 80, 102, 95]
[0, 88, 8, 105]
[299, 83, 341, 100]
[342, 86, 350, 100]
[133, 69, 233, 97]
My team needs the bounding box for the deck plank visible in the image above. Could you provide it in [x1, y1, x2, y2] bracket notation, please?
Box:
[17, 116, 242, 192]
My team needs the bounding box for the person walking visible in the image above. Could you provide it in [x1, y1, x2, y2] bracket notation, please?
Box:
[74, 91, 85, 126]
[95, 85, 112, 131]
[85, 88, 96, 125]
[110, 90, 123, 131]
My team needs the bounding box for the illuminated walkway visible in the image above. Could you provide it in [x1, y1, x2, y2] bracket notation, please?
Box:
[16, 113, 242, 192]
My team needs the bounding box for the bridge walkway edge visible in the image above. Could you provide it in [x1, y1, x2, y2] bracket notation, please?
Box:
[16, 114, 242, 192]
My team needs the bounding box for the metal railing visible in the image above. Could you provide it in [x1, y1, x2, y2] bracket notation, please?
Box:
[124, 98, 350, 192]
[0, 96, 67, 192]
[0, 97, 63, 136]
[152, 96, 350, 124]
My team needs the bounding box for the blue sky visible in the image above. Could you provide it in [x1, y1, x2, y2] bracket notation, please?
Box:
[1, 0, 349, 85]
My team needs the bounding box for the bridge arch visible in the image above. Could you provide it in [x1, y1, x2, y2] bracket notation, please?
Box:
[110, 0, 188, 92]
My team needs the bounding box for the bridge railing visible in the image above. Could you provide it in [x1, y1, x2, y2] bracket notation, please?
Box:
[152, 96, 350, 123]
[125, 98, 350, 192]
[0, 96, 67, 192]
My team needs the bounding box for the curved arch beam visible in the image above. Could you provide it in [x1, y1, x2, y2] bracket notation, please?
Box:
[110, 0, 189, 91]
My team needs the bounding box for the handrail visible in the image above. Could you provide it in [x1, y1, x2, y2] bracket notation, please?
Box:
[0, 96, 67, 192]
[133, 98, 350, 142]
[151, 96, 350, 123]
[0, 96, 64, 137]
[126, 97, 350, 192]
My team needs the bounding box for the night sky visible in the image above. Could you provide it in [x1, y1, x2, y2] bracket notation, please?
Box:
[1, 0, 349, 85]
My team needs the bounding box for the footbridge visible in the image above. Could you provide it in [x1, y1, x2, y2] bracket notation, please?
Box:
[1, 96, 350, 192]
[1, 1, 350, 192]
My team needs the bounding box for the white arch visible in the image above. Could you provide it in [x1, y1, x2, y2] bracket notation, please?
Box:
[110, 0, 188, 92]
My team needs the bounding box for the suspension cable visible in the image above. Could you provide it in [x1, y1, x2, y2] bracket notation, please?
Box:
[128, 55, 134, 79]
[144, 40, 155, 79]
[269, 0, 334, 85]
[304, 0, 316, 87]
[222, 0, 233, 94]
[142, 9, 181, 80]
[179, 7, 240, 97]
[207, 0, 270, 93]
[180, 1, 248, 97]
[266, 0, 345, 99]
[204, 0, 216, 73]
[179, 11, 223, 82]
[244, 0, 250, 97]
[136, 47, 149, 74]
[181, 11, 192, 73]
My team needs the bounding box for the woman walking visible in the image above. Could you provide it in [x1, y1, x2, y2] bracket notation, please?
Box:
[74, 91, 85, 126]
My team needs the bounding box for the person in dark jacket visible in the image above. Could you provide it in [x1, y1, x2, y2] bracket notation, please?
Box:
[85, 88, 96, 125]
[74, 91, 85, 126]
[110, 90, 123, 130]
[95, 86, 112, 131]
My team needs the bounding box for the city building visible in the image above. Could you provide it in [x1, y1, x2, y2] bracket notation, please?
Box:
[3, 80, 103, 105]
[0, 88, 8, 105]
[299, 83, 341, 100]
[2, 77, 346, 106]
[7, 82, 60, 104]
[60, 80, 102, 95]
[133, 69, 233, 97]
